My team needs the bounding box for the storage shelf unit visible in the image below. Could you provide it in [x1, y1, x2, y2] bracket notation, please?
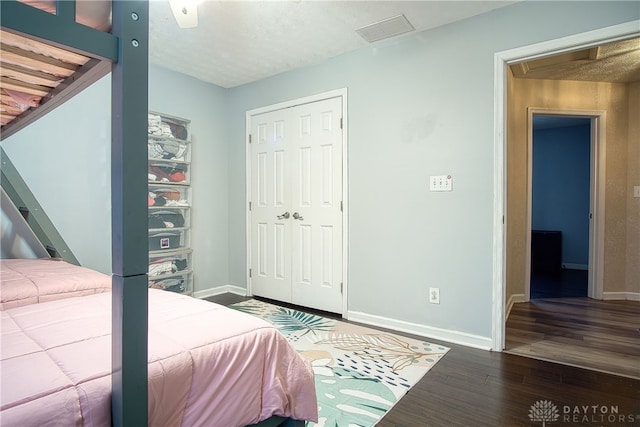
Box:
[148, 112, 192, 295]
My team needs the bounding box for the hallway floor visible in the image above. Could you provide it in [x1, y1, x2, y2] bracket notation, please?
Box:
[506, 298, 640, 380]
[530, 268, 588, 299]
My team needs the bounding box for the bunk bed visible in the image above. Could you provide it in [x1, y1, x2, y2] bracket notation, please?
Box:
[0, 1, 317, 426]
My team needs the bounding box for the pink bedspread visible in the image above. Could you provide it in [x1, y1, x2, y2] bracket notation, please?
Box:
[0, 258, 112, 310]
[0, 290, 318, 426]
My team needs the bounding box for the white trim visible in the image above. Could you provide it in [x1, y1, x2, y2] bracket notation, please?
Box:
[602, 292, 640, 301]
[506, 294, 526, 320]
[245, 107, 252, 295]
[341, 90, 350, 317]
[245, 89, 349, 317]
[193, 285, 247, 299]
[246, 88, 349, 117]
[491, 46, 507, 351]
[492, 20, 640, 351]
[589, 114, 607, 300]
[348, 310, 493, 351]
[562, 263, 588, 271]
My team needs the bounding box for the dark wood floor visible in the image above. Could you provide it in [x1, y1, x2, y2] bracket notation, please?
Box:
[207, 294, 640, 427]
[506, 298, 640, 380]
[530, 269, 588, 299]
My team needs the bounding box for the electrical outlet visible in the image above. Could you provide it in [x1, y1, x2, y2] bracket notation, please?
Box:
[429, 287, 440, 304]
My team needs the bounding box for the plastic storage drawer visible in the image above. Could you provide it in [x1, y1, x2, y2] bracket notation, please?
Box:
[149, 272, 191, 294]
[149, 230, 185, 251]
[148, 184, 190, 207]
[148, 137, 189, 162]
[148, 208, 188, 230]
[148, 160, 189, 185]
[148, 251, 191, 278]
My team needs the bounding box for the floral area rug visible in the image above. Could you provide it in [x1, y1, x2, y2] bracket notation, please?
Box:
[230, 299, 449, 427]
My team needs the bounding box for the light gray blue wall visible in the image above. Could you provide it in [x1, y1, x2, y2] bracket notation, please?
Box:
[533, 123, 591, 267]
[226, 1, 639, 339]
[2, 75, 112, 273]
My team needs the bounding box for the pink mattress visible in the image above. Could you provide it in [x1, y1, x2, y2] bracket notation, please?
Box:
[0, 258, 112, 310]
[0, 289, 318, 426]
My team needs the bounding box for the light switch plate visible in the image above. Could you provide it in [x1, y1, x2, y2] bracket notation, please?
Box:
[430, 175, 453, 192]
[634, 186, 640, 198]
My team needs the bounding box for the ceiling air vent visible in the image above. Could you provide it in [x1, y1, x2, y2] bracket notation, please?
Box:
[356, 14, 415, 43]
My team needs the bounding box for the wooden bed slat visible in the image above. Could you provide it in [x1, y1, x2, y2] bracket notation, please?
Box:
[1, 57, 110, 140]
[0, 103, 24, 115]
[1, 43, 77, 77]
[0, 76, 47, 97]
[0, 29, 89, 66]
[0, 62, 63, 87]
[0, 93, 20, 104]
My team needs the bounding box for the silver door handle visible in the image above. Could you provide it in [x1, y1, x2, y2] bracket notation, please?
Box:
[277, 212, 290, 220]
[292, 212, 304, 220]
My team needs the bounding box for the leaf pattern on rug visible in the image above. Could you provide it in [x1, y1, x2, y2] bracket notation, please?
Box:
[315, 333, 439, 372]
[268, 307, 336, 337]
[313, 366, 396, 427]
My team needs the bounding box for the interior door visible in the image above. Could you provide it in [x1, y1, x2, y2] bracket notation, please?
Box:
[289, 98, 343, 313]
[250, 96, 343, 313]
[250, 108, 292, 302]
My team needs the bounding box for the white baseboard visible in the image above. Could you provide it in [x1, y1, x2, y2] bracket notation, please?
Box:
[562, 263, 588, 270]
[346, 310, 493, 351]
[602, 292, 640, 301]
[193, 285, 247, 300]
[506, 293, 526, 320]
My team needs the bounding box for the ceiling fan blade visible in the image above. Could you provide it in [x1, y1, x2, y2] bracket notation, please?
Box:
[169, 1, 198, 29]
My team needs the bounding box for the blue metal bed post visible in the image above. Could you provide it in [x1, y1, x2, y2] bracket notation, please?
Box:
[110, 1, 149, 426]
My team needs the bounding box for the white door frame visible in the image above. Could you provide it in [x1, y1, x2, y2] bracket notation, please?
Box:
[492, 21, 639, 351]
[525, 108, 606, 302]
[245, 88, 349, 317]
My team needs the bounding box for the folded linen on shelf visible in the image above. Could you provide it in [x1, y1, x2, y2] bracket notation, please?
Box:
[149, 258, 188, 277]
[148, 139, 187, 161]
[149, 276, 185, 293]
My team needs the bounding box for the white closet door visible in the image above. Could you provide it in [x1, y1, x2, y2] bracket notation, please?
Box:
[290, 97, 343, 313]
[250, 108, 292, 302]
[250, 96, 343, 313]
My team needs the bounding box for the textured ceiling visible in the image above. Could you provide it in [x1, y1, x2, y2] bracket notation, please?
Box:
[511, 38, 640, 83]
[149, 1, 517, 88]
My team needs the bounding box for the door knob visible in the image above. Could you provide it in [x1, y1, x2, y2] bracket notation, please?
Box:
[277, 212, 290, 220]
[292, 212, 304, 220]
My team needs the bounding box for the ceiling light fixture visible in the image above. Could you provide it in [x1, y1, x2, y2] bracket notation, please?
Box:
[356, 14, 415, 43]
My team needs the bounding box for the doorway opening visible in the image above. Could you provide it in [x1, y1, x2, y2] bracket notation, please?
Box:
[524, 109, 605, 303]
[529, 115, 591, 299]
[491, 20, 639, 350]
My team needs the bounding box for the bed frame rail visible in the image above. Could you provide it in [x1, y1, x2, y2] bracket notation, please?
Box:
[0, 0, 117, 61]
